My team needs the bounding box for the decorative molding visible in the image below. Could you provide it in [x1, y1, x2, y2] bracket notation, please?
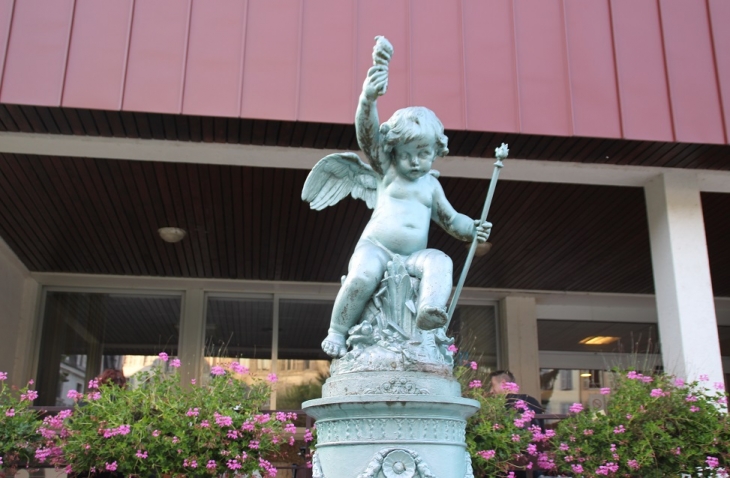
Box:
[315, 417, 465, 445]
[360, 378, 430, 395]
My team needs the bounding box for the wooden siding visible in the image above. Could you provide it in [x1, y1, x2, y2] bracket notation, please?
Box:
[5, 151, 729, 297]
[1, 105, 728, 171]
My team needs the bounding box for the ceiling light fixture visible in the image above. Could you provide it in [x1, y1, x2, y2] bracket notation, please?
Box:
[580, 372, 592, 377]
[158, 227, 187, 243]
[579, 336, 620, 345]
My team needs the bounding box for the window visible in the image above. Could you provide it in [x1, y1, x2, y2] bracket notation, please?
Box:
[204, 296, 274, 387]
[448, 305, 498, 371]
[560, 370, 573, 390]
[36, 291, 181, 406]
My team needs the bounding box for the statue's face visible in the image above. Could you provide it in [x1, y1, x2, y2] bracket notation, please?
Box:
[393, 138, 436, 181]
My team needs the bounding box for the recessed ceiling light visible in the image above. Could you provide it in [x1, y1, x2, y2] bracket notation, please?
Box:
[158, 227, 187, 243]
[579, 336, 620, 345]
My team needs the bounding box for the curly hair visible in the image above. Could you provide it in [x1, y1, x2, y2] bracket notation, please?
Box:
[379, 106, 449, 160]
[97, 368, 127, 388]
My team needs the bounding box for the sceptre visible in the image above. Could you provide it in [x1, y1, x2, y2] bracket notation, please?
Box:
[446, 143, 509, 325]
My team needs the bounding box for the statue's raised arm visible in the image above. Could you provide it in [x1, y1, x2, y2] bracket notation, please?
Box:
[356, 36, 393, 176]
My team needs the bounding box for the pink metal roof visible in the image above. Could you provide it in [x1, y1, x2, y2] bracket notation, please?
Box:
[0, 0, 727, 145]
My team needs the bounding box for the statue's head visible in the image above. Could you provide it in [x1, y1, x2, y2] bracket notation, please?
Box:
[379, 106, 449, 161]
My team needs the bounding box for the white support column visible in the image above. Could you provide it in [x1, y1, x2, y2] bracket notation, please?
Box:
[179, 289, 206, 386]
[498, 296, 540, 399]
[270, 294, 280, 409]
[644, 172, 723, 385]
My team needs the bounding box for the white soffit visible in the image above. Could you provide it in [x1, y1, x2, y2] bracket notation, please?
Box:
[1, 132, 730, 193]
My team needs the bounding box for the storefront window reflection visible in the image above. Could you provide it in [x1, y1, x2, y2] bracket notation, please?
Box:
[36, 291, 181, 406]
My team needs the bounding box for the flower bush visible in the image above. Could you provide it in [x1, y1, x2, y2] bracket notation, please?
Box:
[0, 372, 42, 476]
[455, 356, 550, 477]
[549, 370, 729, 477]
[39, 354, 300, 477]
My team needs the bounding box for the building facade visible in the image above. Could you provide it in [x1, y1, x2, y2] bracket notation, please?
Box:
[0, 0, 728, 408]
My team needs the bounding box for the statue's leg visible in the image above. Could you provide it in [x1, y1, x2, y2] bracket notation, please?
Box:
[322, 241, 389, 358]
[406, 249, 453, 330]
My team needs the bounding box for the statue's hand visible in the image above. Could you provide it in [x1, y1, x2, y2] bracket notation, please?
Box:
[373, 36, 393, 66]
[474, 220, 492, 243]
[362, 65, 389, 101]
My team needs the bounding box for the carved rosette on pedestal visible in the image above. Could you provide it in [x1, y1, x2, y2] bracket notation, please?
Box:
[303, 257, 479, 478]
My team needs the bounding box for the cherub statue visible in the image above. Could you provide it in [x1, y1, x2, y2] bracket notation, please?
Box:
[302, 36, 491, 359]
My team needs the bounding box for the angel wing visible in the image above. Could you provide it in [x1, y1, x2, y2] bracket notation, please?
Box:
[301, 152, 380, 210]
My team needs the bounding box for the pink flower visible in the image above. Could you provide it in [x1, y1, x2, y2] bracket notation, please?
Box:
[526, 444, 537, 456]
[447, 344, 458, 353]
[477, 450, 496, 460]
[613, 425, 625, 434]
[559, 443, 569, 451]
[105, 462, 117, 472]
[66, 390, 83, 400]
[136, 450, 147, 459]
[571, 464, 584, 474]
[568, 403, 583, 413]
[304, 429, 314, 443]
[0, 372, 7, 381]
[200, 420, 210, 428]
[35, 447, 52, 462]
[170, 358, 181, 368]
[206, 460, 217, 470]
[686, 395, 698, 402]
[707, 456, 719, 469]
[650, 388, 663, 397]
[267, 373, 278, 383]
[226, 459, 241, 470]
[210, 366, 226, 376]
[714, 382, 725, 391]
[215, 413, 233, 427]
[191, 378, 197, 385]
[641, 375, 653, 383]
[249, 440, 260, 449]
[690, 405, 700, 412]
[674, 378, 685, 387]
[230, 362, 250, 374]
[158, 352, 169, 362]
[87, 391, 101, 401]
[511, 434, 520, 442]
[583, 429, 594, 435]
[470, 361, 478, 370]
[700, 374, 709, 381]
[5, 409, 15, 417]
[600, 387, 611, 395]
[21, 390, 39, 401]
[88, 379, 99, 389]
[627, 371, 639, 379]
[628, 459, 639, 470]
[675, 447, 681, 455]
[502, 381, 520, 393]
[152, 430, 160, 437]
[187, 408, 199, 417]
[469, 380, 481, 389]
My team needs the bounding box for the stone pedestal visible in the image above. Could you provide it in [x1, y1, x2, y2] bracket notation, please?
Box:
[303, 371, 479, 478]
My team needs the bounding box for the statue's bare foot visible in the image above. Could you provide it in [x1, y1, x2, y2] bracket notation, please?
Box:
[416, 305, 448, 330]
[322, 332, 348, 358]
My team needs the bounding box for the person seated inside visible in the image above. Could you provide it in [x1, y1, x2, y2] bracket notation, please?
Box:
[489, 370, 547, 478]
